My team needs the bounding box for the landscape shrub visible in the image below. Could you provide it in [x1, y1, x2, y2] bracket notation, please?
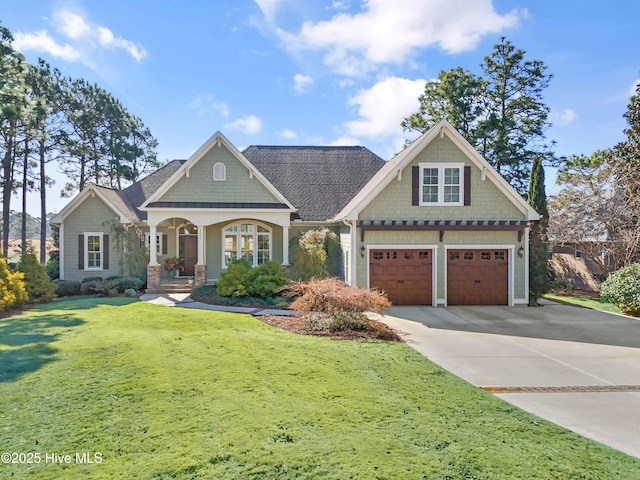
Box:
[18, 253, 56, 304]
[286, 278, 391, 331]
[80, 280, 117, 296]
[81, 276, 103, 284]
[600, 264, 640, 314]
[0, 256, 28, 312]
[216, 259, 288, 299]
[288, 228, 339, 281]
[45, 251, 59, 281]
[112, 276, 144, 292]
[54, 280, 81, 296]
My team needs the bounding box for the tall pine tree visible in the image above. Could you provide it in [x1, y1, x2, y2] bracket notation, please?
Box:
[527, 156, 549, 304]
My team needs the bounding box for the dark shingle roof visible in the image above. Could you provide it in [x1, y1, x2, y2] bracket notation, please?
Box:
[122, 160, 185, 220]
[242, 146, 385, 221]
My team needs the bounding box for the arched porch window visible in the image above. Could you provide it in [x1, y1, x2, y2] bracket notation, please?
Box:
[223, 222, 271, 267]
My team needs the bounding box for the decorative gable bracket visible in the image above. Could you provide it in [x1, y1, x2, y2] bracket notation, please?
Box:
[358, 219, 534, 242]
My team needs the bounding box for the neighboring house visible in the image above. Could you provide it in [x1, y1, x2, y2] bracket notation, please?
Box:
[52, 120, 539, 306]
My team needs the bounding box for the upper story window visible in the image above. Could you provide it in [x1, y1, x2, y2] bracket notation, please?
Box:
[420, 163, 464, 206]
[213, 162, 226, 181]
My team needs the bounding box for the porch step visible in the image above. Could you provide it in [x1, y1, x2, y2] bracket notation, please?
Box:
[145, 279, 197, 295]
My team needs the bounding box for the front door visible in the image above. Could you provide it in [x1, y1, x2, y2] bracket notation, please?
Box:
[179, 235, 198, 276]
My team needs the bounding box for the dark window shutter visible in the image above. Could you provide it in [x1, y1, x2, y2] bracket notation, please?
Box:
[78, 234, 84, 269]
[162, 234, 168, 255]
[103, 235, 109, 270]
[412, 166, 420, 206]
[464, 166, 471, 206]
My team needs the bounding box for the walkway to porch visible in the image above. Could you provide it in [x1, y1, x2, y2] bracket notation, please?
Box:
[145, 277, 200, 294]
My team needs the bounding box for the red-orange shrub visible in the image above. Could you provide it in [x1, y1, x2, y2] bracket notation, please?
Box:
[286, 278, 391, 317]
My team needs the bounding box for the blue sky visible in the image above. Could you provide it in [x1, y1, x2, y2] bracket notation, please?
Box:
[2, 0, 639, 214]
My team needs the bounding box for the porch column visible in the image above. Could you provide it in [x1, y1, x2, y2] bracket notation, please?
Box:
[195, 224, 206, 286]
[282, 225, 289, 265]
[197, 224, 205, 264]
[146, 224, 160, 290]
[149, 224, 158, 265]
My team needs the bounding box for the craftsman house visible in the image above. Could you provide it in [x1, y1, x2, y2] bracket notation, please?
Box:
[52, 119, 539, 306]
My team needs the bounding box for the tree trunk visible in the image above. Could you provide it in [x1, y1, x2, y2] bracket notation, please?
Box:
[2, 133, 15, 258]
[21, 138, 28, 256]
[39, 138, 47, 264]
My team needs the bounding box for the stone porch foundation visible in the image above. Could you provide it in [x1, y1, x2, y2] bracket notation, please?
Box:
[194, 264, 207, 286]
[147, 264, 161, 289]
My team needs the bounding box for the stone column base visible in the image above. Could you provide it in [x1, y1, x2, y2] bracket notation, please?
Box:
[147, 264, 161, 289]
[194, 264, 207, 286]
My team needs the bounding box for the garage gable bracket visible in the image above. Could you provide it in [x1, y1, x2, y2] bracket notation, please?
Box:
[358, 219, 532, 242]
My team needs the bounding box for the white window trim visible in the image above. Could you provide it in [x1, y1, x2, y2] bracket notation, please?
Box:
[419, 162, 465, 206]
[222, 221, 272, 268]
[84, 232, 103, 271]
[145, 232, 164, 255]
[213, 162, 226, 181]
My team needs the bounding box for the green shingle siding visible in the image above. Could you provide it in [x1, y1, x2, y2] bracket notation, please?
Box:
[157, 145, 281, 204]
[63, 196, 121, 281]
[360, 136, 524, 221]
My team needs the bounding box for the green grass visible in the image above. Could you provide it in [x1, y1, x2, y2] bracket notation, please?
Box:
[545, 293, 625, 315]
[1, 297, 639, 479]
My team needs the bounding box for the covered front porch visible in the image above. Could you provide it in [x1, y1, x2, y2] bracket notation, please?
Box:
[144, 209, 292, 290]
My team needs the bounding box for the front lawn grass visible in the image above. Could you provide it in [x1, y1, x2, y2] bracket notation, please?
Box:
[545, 292, 625, 315]
[1, 297, 639, 479]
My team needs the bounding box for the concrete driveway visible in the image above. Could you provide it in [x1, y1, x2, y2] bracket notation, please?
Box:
[376, 300, 640, 458]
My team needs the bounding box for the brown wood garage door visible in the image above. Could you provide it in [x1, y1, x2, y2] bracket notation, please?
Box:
[370, 249, 433, 305]
[447, 249, 509, 305]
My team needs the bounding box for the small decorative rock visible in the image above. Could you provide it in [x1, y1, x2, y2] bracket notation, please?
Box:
[124, 288, 137, 297]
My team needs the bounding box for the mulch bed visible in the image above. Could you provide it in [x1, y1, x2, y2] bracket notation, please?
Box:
[258, 314, 403, 342]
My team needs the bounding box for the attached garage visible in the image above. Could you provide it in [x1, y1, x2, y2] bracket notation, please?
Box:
[447, 249, 509, 305]
[369, 249, 433, 305]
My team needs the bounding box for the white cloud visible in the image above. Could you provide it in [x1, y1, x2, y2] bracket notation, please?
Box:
[13, 30, 82, 61]
[293, 73, 313, 93]
[15, 7, 148, 64]
[226, 115, 264, 135]
[53, 10, 91, 40]
[551, 108, 577, 126]
[254, 0, 285, 22]
[329, 136, 360, 146]
[189, 94, 230, 118]
[96, 26, 147, 62]
[345, 76, 426, 139]
[277, 0, 523, 75]
[278, 128, 297, 140]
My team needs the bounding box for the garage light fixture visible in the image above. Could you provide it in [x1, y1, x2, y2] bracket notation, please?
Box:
[517, 246, 524, 258]
[360, 245, 366, 258]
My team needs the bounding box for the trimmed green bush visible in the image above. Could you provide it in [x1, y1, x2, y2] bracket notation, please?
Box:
[600, 264, 640, 314]
[0, 256, 28, 312]
[112, 276, 144, 292]
[54, 280, 82, 296]
[216, 259, 288, 299]
[45, 251, 59, 281]
[18, 254, 56, 304]
[80, 280, 117, 296]
[81, 276, 103, 284]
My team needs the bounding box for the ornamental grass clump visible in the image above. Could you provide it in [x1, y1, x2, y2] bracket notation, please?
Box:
[286, 278, 391, 332]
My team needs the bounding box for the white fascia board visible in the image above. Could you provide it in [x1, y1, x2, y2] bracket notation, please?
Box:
[334, 119, 541, 222]
[140, 131, 295, 211]
[334, 120, 449, 221]
[52, 185, 128, 224]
